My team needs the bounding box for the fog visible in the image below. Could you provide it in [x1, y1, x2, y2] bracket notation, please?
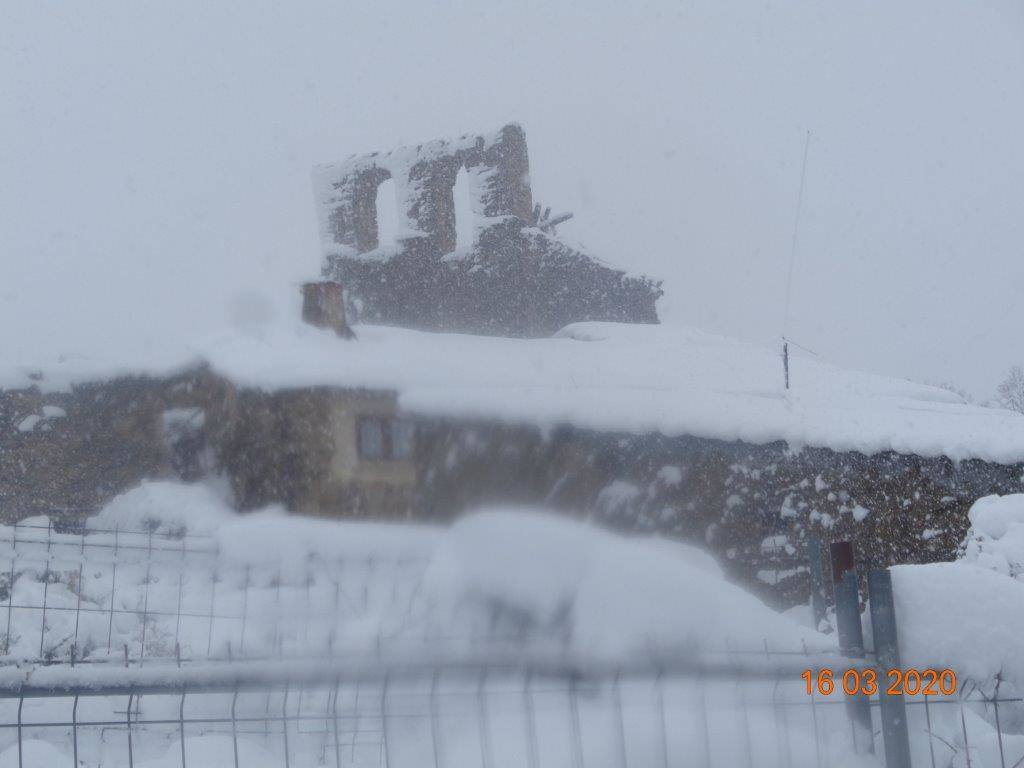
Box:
[3, 1, 1022, 396]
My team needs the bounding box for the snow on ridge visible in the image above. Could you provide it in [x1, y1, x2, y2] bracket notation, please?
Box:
[5, 320, 1024, 464]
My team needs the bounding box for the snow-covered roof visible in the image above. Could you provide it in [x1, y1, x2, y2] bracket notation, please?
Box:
[7, 321, 1024, 464]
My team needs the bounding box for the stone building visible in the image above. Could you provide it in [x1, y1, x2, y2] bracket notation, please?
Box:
[5, 315, 1024, 606]
[312, 124, 662, 337]
[5, 124, 1024, 608]
[0, 288, 416, 524]
[0, 371, 417, 525]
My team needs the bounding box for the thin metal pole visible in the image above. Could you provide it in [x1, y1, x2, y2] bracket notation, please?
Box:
[174, 568, 185, 653]
[206, 568, 218, 658]
[106, 527, 119, 652]
[5, 553, 16, 655]
[992, 676, 1007, 768]
[179, 691, 187, 768]
[735, 675, 754, 768]
[139, 532, 153, 664]
[477, 669, 493, 768]
[771, 672, 791, 768]
[239, 565, 251, 655]
[960, 696, 974, 768]
[568, 675, 585, 768]
[304, 555, 313, 648]
[431, 670, 444, 768]
[524, 671, 540, 768]
[655, 671, 669, 768]
[380, 674, 391, 768]
[332, 677, 342, 768]
[613, 672, 629, 768]
[808, 683, 822, 768]
[231, 688, 240, 768]
[923, 696, 937, 768]
[783, 341, 790, 390]
[72, 561, 84, 657]
[781, 129, 812, 341]
[72, 694, 79, 768]
[282, 683, 291, 768]
[698, 670, 712, 768]
[17, 692, 23, 768]
[38, 554, 50, 658]
[126, 692, 134, 768]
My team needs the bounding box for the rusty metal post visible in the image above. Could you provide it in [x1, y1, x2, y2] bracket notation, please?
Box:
[829, 541, 874, 755]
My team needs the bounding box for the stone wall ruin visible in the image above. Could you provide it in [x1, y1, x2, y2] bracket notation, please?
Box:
[312, 124, 662, 337]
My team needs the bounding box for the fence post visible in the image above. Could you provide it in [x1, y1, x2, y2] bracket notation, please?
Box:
[868, 569, 911, 768]
[829, 541, 874, 755]
[808, 535, 827, 630]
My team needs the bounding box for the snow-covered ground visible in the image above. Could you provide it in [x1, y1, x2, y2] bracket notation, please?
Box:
[0, 481, 829, 666]
[7, 321, 1024, 464]
[0, 480, 874, 767]
[8, 483, 1024, 766]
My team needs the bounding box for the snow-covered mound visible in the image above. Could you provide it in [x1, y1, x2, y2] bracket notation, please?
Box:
[87, 480, 239, 535]
[421, 508, 822, 656]
[960, 493, 1024, 578]
[893, 494, 1024, 684]
[59, 482, 822, 660]
[8, 320, 1024, 464]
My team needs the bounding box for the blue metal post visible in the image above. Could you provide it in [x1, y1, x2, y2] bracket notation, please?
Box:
[868, 569, 912, 768]
[830, 541, 874, 755]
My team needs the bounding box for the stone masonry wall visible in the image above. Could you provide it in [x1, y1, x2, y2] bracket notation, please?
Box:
[313, 124, 662, 337]
[414, 420, 1024, 607]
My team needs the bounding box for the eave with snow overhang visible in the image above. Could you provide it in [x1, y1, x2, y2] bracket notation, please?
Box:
[6, 321, 1024, 466]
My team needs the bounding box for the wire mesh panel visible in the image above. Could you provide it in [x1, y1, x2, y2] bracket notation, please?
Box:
[0, 655, 895, 768]
[0, 521, 431, 667]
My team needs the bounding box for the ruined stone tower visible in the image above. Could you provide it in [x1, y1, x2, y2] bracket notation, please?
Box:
[312, 124, 661, 337]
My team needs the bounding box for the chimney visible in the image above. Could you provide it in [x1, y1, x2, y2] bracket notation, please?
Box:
[301, 281, 355, 339]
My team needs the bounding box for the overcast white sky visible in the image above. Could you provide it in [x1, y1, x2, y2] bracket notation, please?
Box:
[2, 1, 1022, 397]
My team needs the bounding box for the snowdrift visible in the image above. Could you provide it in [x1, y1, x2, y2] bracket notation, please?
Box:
[421, 508, 822, 656]
[81, 483, 825, 658]
[894, 493, 1024, 685]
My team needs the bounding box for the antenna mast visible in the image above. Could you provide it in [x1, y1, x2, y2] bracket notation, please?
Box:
[782, 130, 812, 390]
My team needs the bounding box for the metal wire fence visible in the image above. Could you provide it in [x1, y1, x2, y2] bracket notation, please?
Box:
[0, 521, 431, 667]
[0, 653, 873, 768]
[0, 522, 1021, 767]
[0, 653, 1017, 768]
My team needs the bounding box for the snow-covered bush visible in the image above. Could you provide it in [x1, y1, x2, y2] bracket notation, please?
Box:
[86, 480, 237, 536]
[960, 493, 1024, 578]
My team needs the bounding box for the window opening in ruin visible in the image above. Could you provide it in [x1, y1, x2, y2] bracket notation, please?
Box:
[374, 177, 399, 250]
[453, 165, 475, 252]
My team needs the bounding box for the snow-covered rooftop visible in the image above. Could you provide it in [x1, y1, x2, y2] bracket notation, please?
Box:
[7, 321, 1024, 464]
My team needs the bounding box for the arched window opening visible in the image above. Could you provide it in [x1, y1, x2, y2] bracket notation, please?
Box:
[453, 165, 475, 252]
[374, 177, 399, 250]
